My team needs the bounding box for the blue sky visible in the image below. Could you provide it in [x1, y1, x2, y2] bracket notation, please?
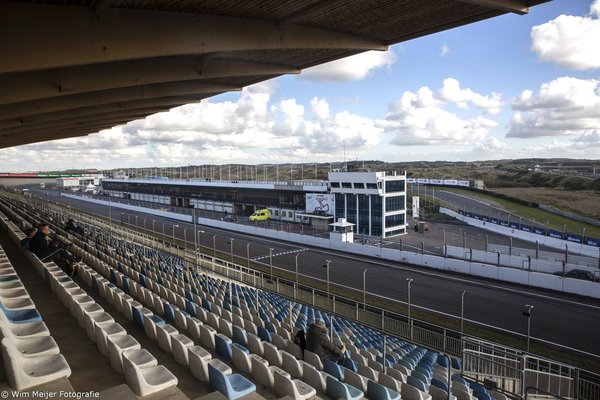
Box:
[1, 0, 599, 171]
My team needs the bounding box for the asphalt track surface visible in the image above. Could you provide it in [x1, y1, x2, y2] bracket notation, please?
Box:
[13, 186, 600, 357]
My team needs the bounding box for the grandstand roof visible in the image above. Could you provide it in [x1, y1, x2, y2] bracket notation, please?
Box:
[0, 0, 550, 149]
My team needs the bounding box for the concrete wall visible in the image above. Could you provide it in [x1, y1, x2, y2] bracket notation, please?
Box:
[59, 194, 600, 299]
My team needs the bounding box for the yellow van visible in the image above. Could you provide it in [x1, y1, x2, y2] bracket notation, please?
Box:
[249, 209, 271, 221]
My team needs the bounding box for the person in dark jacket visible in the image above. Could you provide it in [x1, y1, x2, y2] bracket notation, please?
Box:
[28, 223, 51, 259]
[19, 227, 37, 251]
[305, 318, 345, 362]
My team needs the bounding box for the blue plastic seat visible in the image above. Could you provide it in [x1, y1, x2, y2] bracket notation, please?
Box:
[452, 374, 469, 387]
[163, 302, 175, 322]
[342, 357, 358, 372]
[475, 393, 492, 400]
[367, 379, 401, 400]
[412, 370, 430, 385]
[324, 359, 344, 381]
[0, 306, 42, 324]
[257, 326, 271, 343]
[431, 379, 449, 392]
[202, 298, 212, 312]
[215, 335, 233, 361]
[451, 357, 462, 370]
[407, 375, 428, 392]
[326, 376, 363, 400]
[132, 306, 145, 328]
[232, 325, 247, 347]
[208, 363, 256, 400]
[185, 300, 196, 316]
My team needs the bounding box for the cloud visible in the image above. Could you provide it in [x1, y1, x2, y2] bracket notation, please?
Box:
[439, 44, 450, 57]
[516, 131, 600, 158]
[377, 79, 500, 146]
[473, 137, 510, 153]
[299, 50, 395, 82]
[530, 1, 600, 70]
[508, 76, 600, 138]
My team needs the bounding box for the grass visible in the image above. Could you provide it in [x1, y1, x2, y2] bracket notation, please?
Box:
[441, 187, 600, 238]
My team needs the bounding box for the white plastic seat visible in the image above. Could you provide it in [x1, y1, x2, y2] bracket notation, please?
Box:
[387, 367, 407, 383]
[122, 350, 177, 396]
[0, 332, 60, 357]
[0, 316, 50, 338]
[173, 309, 188, 331]
[231, 343, 252, 374]
[0, 337, 71, 390]
[189, 349, 231, 382]
[186, 316, 202, 340]
[271, 332, 286, 350]
[403, 382, 433, 400]
[251, 354, 289, 389]
[123, 300, 142, 321]
[199, 324, 217, 350]
[303, 363, 333, 392]
[282, 350, 308, 379]
[207, 312, 220, 330]
[143, 314, 163, 341]
[430, 384, 457, 400]
[172, 333, 194, 366]
[303, 349, 323, 370]
[107, 334, 141, 374]
[157, 323, 179, 352]
[358, 363, 379, 381]
[379, 372, 404, 392]
[345, 369, 368, 392]
[219, 318, 233, 338]
[247, 333, 264, 356]
[274, 368, 317, 400]
[95, 321, 127, 357]
[264, 341, 283, 367]
[83, 311, 114, 341]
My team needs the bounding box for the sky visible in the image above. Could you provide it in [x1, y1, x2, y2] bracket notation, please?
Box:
[1, 0, 599, 172]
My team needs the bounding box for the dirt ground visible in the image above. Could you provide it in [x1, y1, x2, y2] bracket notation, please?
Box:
[493, 187, 600, 219]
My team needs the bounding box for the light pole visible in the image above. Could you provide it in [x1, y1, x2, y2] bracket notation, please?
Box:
[363, 268, 368, 310]
[324, 260, 331, 305]
[229, 238, 235, 262]
[212, 235, 217, 258]
[152, 219, 156, 232]
[407, 278, 413, 339]
[162, 222, 166, 243]
[246, 242, 251, 268]
[269, 248, 274, 280]
[121, 212, 125, 226]
[295, 253, 299, 299]
[143, 218, 147, 230]
[523, 304, 534, 352]
[460, 290, 466, 337]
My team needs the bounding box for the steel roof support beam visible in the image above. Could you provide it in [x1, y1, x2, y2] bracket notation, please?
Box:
[0, 2, 387, 74]
[456, 0, 529, 15]
[0, 82, 238, 120]
[0, 58, 300, 105]
[0, 96, 201, 130]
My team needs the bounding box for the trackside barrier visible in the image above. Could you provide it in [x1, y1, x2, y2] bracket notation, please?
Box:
[58, 194, 600, 300]
[2, 192, 600, 400]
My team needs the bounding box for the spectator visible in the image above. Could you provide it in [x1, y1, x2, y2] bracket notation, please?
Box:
[29, 223, 80, 275]
[305, 318, 345, 363]
[64, 218, 75, 232]
[19, 227, 37, 251]
[29, 223, 51, 259]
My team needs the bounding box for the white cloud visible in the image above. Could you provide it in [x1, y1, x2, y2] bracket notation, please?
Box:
[474, 137, 510, 153]
[508, 76, 600, 138]
[378, 79, 500, 145]
[440, 44, 450, 57]
[531, 1, 600, 70]
[299, 50, 395, 82]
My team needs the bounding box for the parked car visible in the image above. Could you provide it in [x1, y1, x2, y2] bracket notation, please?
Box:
[249, 209, 271, 221]
[553, 269, 598, 282]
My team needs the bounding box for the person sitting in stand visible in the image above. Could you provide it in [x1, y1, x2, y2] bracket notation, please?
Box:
[19, 227, 37, 251]
[305, 318, 345, 363]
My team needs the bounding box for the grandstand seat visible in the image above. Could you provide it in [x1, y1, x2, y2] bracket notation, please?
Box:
[0, 337, 71, 390]
[232, 325, 247, 347]
[402, 382, 433, 400]
[408, 375, 429, 392]
[453, 388, 475, 400]
[324, 359, 345, 381]
[247, 333, 264, 357]
[0, 313, 50, 338]
[304, 349, 323, 370]
[326, 375, 364, 400]
[0, 332, 60, 357]
[281, 350, 308, 379]
[342, 357, 358, 372]
[379, 372, 403, 392]
[172, 333, 194, 366]
[345, 369, 368, 392]
[107, 334, 141, 374]
[274, 368, 316, 400]
[358, 363, 379, 381]
[157, 323, 178, 352]
[173, 309, 189, 331]
[215, 333, 233, 361]
[430, 384, 457, 400]
[431, 378, 449, 392]
[250, 354, 289, 388]
[94, 321, 127, 357]
[208, 362, 256, 400]
[368, 379, 401, 400]
[263, 341, 283, 367]
[143, 314, 165, 341]
[231, 343, 252, 374]
[199, 324, 217, 350]
[122, 350, 177, 396]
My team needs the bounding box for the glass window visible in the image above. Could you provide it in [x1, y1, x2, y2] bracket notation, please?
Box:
[342, 182, 352, 188]
[354, 183, 365, 189]
[385, 180, 405, 193]
[385, 195, 405, 212]
[335, 193, 345, 219]
[358, 194, 369, 234]
[385, 214, 405, 227]
[366, 183, 378, 189]
[330, 182, 340, 188]
[346, 194, 357, 224]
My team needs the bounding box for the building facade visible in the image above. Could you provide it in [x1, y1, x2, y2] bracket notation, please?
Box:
[328, 171, 407, 237]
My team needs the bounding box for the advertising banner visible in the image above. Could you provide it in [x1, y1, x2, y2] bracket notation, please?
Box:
[305, 193, 334, 215]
